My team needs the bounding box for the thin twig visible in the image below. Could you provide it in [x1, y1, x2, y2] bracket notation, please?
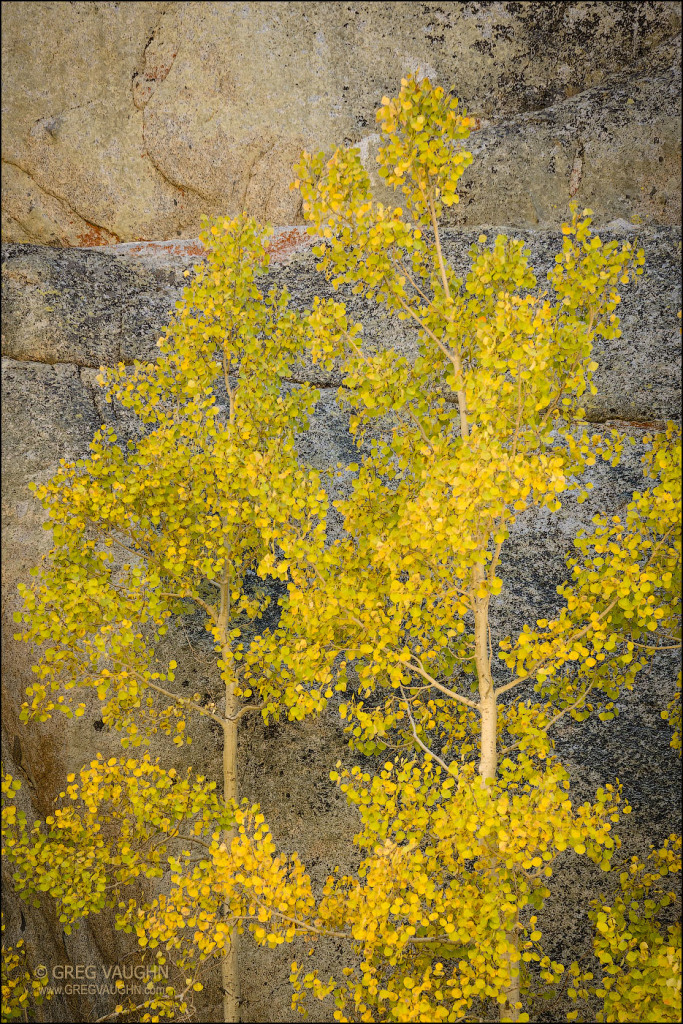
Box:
[495, 525, 676, 699]
[223, 346, 236, 424]
[629, 640, 681, 650]
[494, 596, 620, 699]
[407, 405, 434, 449]
[109, 660, 226, 727]
[399, 684, 453, 773]
[427, 193, 470, 439]
[500, 682, 595, 756]
[250, 895, 465, 947]
[396, 257, 433, 306]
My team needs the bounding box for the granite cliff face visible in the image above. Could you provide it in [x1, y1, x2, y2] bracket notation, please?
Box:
[2, 1, 681, 244]
[1, 3, 682, 1022]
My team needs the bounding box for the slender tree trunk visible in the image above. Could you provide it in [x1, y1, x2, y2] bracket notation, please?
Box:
[500, 927, 521, 1023]
[473, 576, 496, 784]
[219, 576, 240, 1024]
[472, 570, 520, 1021]
[222, 709, 240, 1023]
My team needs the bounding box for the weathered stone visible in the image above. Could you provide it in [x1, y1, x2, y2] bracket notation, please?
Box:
[2, 2, 681, 245]
[437, 66, 681, 228]
[3, 225, 680, 418]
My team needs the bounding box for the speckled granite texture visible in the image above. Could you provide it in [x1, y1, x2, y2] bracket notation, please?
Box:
[2, 2, 681, 244]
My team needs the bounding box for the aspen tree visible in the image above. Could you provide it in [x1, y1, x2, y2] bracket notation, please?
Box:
[6, 214, 351, 1022]
[241, 72, 679, 1021]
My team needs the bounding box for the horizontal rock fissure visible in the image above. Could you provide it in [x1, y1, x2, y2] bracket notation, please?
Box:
[1, 355, 346, 392]
[1, 158, 122, 244]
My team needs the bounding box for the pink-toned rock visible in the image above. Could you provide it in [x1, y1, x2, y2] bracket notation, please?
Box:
[96, 226, 314, 266]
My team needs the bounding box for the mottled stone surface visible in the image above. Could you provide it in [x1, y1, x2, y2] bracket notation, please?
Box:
[2, 2, 681, 245]
[1, 227, 681, 1020]
[3, 225, 680, 416]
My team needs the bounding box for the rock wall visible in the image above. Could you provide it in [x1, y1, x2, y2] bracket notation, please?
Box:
[2, 2, 681, 245]
[1, 3, 682, 1022]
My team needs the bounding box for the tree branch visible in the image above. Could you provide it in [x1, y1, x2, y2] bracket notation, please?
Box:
[114, 667, 226, 728]
[226, 703, 265, 723]
[405, 658, 480, 710]
[250, 894, 470, 947]
[406, 404, 434, 449]
[394, 293, 459, 378]
[495, 526, 676, 699]
[223, 346, 236, 424]
[160, 591, 216, 622]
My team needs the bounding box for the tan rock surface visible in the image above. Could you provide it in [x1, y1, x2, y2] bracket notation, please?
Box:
[2, 1, 681, 245]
